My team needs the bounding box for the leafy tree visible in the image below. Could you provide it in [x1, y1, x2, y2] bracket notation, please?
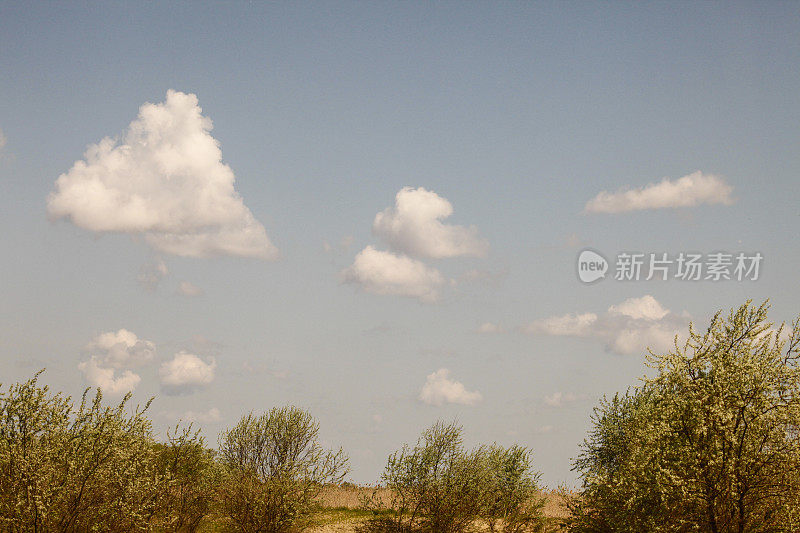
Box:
[568, 301, 800, 533]
[217, 406, 349, 532]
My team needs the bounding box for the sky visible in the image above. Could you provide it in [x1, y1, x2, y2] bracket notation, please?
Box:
[1, 2, 799, 487]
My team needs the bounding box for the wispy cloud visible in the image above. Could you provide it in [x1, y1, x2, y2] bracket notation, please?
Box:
[584, 171, 734, 214]
[177, 281, 203, 297]
[137, 257, 168, 291]
[523, 295, 688, 355]
[47, 90, 278, 259]
[419, 368, 482, 406]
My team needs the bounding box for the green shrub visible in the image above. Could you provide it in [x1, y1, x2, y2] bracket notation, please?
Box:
[364, 420, 546, 533]
[0, 371, 163, 531]
[217, 406, 349, 532]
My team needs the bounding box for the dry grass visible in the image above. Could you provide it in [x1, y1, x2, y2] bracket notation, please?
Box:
[308, 484, 573, 531]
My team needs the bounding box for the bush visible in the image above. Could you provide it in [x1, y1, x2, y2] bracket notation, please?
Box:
[154, 425, 218, 532]
[363, 421, 546, 533]
[568, 301, 800, 532]
[217, 406, 349, 532]
[0, 371, 163, 531]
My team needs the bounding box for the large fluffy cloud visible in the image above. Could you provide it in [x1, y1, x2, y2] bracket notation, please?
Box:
[341, 246, 445, 303]
[373, 187, 488, 258]
[47, 90, 278, 259]
[419, 368, 482, 406]
[524, 295, 688, 355]
[584, 172, 734, 214]
[159, 351, 216, 395]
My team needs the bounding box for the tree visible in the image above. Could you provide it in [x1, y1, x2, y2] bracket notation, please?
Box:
[363, 420, 546, 532]
[568, 301, 800, 532]
[217, 406, 349, 532]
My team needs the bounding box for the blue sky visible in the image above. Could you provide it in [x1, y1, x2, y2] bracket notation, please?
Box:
[1, 2, 799, 486]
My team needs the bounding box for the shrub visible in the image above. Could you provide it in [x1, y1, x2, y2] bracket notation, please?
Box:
[0, 371, 163, 531]
[568, 301, 800, 532]
[217, 406, 349, 532]
[364, 420, 546, 533]
[153, 425, 218, 533]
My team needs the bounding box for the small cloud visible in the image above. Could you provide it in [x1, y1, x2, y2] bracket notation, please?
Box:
[137, 257, 169, 291]
[476, 322, 504, 334]
[543, 392, 578, 408]
[584, 171, 734, 214]
[78, 358, 141, 395]
[523, 295, 688, 355]
[341, 246, 446, 303]
[47, 90, 278, 259]
[324, 235, 354, 254]
[86, 329, 156, 368]
[458, 268, 508, 287]
[523, 313, 598, 337]
[177, 281, 203, 297]
[373, 187, 488, 259]
[77, 329, 155, 395]
[183, 407, 222, 424]
[419, 368, 482, 406]
[159, 351, 216, 395]
[564, 233, 586, 248]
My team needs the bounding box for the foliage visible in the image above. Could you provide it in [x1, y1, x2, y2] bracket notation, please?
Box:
[217, 406, 349, 532]
[154, 425, 218, 532]
[568, 300, 800, 533]
[363, 420, 546, 532]
[0, 371, 162, 532]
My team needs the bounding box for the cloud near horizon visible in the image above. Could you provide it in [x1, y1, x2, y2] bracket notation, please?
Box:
[419, 368, 482, 406]
[584, 171, 734, 214]
[523, 295, 688, 355]
[77, 329, 156, 394]
[160, 351, 217, 395]
[47, 90, 278, 259]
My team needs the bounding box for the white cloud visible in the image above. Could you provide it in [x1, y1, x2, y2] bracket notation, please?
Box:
[544, 392, 578, 408]
[523, 295, 688, 355]
[47, 90, 278, 259]
[159, 351, 216, 394]
[341, 246, 446, 303]
[523, 313, 598, 337]
[608, 294, 668, 320]
[476, 322, 504, 334]
[373, 187, 488, 259]
[86, 329, 156, 368]
[584, 171, 734, 214]
[419, 368, 482, 406]
[137, 257, 168, 291]
[78, 358, 141, 395]
[77, 329, 155, 395]
[177, 281, 204, 297]
[183, 407, 222, 424]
